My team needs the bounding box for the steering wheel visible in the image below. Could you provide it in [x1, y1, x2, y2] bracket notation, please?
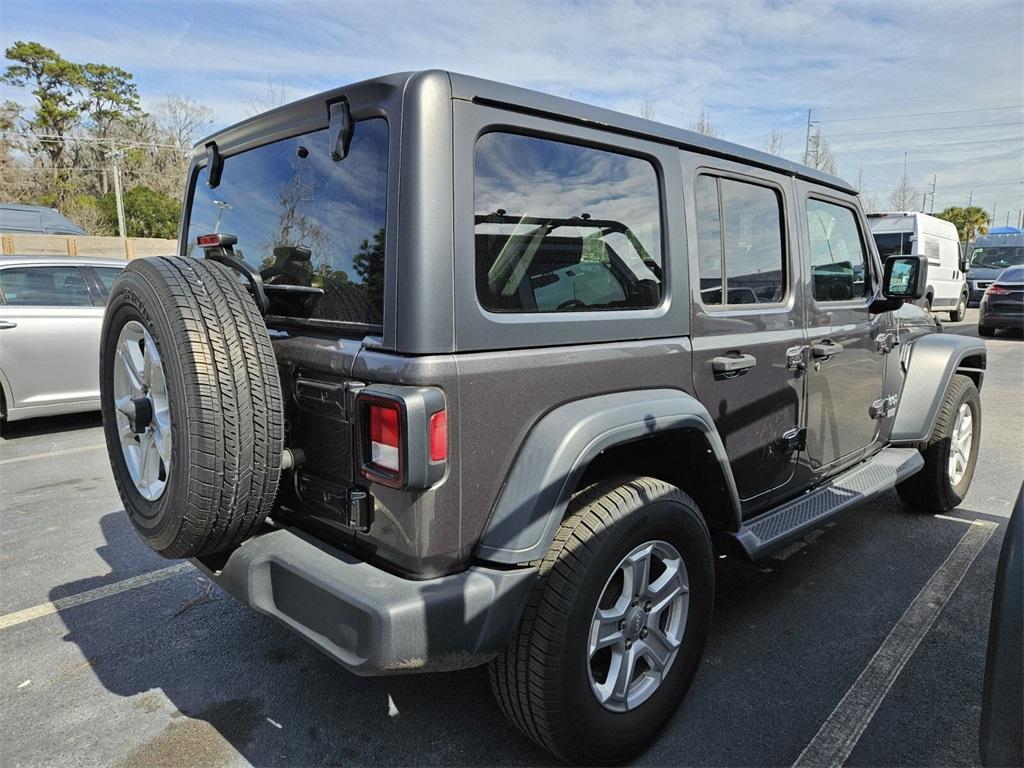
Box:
[556, 299, 587, 311]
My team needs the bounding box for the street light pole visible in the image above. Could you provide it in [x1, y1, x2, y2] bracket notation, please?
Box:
[109, 141, 127, 241]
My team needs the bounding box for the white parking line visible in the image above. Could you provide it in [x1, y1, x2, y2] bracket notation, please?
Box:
[0, 562, 193, 631]
[0, 443, 105, 467]
[792, 519, 997, 768]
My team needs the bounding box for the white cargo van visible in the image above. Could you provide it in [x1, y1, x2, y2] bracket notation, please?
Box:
[869, 212, 968, 321]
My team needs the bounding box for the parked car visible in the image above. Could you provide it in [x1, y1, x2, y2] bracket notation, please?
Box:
[978, 264, 1024, 337]
[966, 227, 1024, 307]
[0, 256, 126, 423]
[0, 203, 88, 236]
[868, 211, 969, 320]
[979, 483, 1023, 768]
[96, 71, 986, 765]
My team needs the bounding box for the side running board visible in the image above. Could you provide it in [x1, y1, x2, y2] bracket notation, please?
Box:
[723, 447, 924, 561]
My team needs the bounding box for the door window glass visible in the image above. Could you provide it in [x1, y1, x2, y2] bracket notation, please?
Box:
[806, 199, 870, 302]
[695, 175, 786, 306]
[93, 267, 123, 297]
[474, 132, 662, 313]
[0, 266, 92, 306]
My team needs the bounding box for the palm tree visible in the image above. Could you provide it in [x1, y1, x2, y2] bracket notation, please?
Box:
[936, 206, 990, 245]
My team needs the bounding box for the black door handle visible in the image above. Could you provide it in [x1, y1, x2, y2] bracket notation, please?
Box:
[811, 340, 844, 358]
[711, 353, 757, 373]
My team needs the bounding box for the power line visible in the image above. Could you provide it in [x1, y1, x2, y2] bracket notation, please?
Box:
[816, 105, 1024, 123]
[828, 121, 1024, 138]
[0, 130, 181, 151]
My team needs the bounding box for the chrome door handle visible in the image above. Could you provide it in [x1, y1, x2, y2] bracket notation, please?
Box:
[811, 340, 844, 358]
[0, 321, 17, 330]
[711, 353, 757, 374]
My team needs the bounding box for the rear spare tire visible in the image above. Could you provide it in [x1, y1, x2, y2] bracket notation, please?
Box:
[100, 256, 284, 558]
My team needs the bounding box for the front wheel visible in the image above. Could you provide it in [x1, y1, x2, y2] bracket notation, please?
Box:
[896, 374, 981, 512]
[489, 476, 714, 765]
[949, 294, 967, 322]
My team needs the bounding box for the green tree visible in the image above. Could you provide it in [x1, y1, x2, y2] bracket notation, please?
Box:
[98, 185, 180, 238]
[353, 228, 385, 312]
[935, 206, 990, 244]
[1, 42, 84, 174]
[80, 63, 141, 136]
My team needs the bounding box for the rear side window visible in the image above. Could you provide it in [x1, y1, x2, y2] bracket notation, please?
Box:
[696, 175, 785, 306]
[0, 266, 92, 307]
[93, 267, 123, 297]
[806, 199, 870, 302]
[473, 132, 663, 313]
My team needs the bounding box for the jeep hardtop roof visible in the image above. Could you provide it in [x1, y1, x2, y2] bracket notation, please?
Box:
[192, 70, 856, 196]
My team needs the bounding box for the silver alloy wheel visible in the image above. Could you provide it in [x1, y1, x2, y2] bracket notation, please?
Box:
[948, 402, 973, 486]
[112, 320, 171, 501]
[588, 540, 689, 713]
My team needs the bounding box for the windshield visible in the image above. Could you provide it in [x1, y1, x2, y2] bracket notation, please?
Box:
[872, 231, 914, 258]
[186, 118, 388, 328]
[970, 246, 1024, 269]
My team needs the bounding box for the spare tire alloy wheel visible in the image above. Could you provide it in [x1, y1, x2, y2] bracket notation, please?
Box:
[589, 540, 688, 712]
[112, 321, 171, 501]
[100, 256, 284, 559]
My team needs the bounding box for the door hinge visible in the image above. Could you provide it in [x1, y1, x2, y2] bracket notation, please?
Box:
[777, 426, 806, 453]
[786, 345, 807, 371]
[870, 394, 899, 419]
[875, 332, 899, 353]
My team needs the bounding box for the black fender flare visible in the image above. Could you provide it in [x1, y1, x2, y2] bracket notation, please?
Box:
[890, 333, 986, 443]
[476, 388, 741, 564]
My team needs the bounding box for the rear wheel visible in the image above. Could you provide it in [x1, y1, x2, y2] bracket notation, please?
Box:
[100, 256, 284, 558]
[896, 374, 980, 512]
[978, 324, 996, 337]
[489, 476, 714, 765]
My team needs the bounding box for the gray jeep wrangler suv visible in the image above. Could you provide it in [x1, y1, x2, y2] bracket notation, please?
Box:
[98, 71, 986, 764]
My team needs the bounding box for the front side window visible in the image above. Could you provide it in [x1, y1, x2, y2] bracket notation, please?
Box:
[0, 266, 92, 307]
[186, 118, 389, 328]
[696, 175, 785, 306]
[474, 132, 662, 313]
[806, 199, 870, 302]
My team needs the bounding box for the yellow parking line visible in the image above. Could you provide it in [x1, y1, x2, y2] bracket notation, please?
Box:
[0, 443, 105, 467]
[0, 562, 193, 630]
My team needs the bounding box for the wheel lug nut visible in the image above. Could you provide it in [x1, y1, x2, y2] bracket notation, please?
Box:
[640, 628, 648, 639]
[618, 620, 626, 631]
[625, 639, 632, 649]
[644, 601, 652, 612]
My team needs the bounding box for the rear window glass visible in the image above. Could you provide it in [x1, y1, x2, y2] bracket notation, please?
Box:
[0, 266, 92, 306]
[186, 118, 388, 328]
[474, 132, 662, 313]
[93, 267, 122, 297]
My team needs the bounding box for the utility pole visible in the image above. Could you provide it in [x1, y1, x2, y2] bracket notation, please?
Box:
[929, 174, 936, 214]
[968, 189, 973, 206]
[803, 109, 813, 166]
[921, 193, 927, 212]
[855, 168, 863, 193]
[992, 203, 997, 226]
[108, 141, 126, 241]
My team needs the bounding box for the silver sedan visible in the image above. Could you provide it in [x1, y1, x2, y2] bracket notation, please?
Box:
[0, 255, 127, 422]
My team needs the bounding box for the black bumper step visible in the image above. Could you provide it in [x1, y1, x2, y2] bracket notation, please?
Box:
[725, 447, 924, 560]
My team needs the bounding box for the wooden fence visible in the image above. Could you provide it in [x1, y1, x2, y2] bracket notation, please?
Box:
[0, 233, 178, 260]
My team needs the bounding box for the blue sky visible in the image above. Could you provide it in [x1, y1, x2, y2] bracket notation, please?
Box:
[3, 0, 1023, 221]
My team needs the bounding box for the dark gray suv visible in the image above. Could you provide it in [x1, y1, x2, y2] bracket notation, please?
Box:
[98, 71, 987, 764]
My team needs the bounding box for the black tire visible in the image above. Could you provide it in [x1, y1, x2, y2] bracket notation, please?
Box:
[949, 294, 967, 322]
[978, 324, 996, 337]
[896, 374, 981, 512]
[489, 476, 714, 765]
[922, 295, 933, 313]
[100, 257, 284, 558]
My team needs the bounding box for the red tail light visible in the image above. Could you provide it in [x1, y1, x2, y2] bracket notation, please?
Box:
[985, 284, 1009, 295]
[368, 402, 401, 473]
[429, 410, 448, 462]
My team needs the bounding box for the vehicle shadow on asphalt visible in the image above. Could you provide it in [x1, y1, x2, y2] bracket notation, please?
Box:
[0, 411, 103, 441]
[49, 502, 1001, 767]
[49, 511, 557, 767]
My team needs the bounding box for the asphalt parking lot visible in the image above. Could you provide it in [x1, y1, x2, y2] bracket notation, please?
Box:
[1, 309, 1021, 768]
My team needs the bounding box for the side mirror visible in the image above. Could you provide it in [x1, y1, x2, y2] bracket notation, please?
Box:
[882, 255, 927, 300]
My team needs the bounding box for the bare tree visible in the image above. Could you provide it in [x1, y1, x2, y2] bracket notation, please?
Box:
[805, 129, 837, 176]
[764, 126, 783, 156]
[886, 173, 919, 211]
[690, 108, 718, 138]
[859, 191, 881, 214]
[153, 95, 214, 156]
[247, 78, 290, 117]
[639, 100, 656, 120]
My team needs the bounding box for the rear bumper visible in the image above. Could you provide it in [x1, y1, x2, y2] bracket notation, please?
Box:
[979, 305, 1024, 330]
[194, 528, 537, 675]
